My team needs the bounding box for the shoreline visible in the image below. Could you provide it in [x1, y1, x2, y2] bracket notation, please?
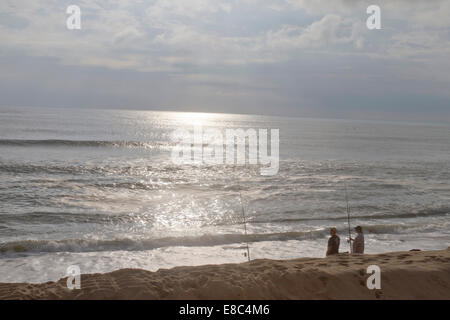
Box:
[1, 248, 449, 300]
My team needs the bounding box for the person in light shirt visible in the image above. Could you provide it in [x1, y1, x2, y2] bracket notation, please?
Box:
[348, 225, 365, 254]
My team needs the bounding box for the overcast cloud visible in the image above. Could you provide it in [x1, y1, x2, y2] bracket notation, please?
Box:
[0, 0, 449, 122]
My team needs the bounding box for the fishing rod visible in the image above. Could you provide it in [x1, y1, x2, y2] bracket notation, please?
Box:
[239, 189, 251, 262]
[345, 183, 352, 253]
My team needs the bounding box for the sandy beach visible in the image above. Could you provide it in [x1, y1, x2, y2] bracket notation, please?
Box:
[1, 248, 449, 300]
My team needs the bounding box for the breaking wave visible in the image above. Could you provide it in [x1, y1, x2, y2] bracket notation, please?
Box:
[0, 223, 433, 255]
[0, 139, 165, 148]
[0, 231, 327, 254]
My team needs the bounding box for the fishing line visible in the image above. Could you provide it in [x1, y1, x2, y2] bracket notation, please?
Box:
[345, 183, 352, 253]
[238, 188, 251, 262]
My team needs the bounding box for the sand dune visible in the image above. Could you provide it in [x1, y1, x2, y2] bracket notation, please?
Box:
[1, 248, 449, 300]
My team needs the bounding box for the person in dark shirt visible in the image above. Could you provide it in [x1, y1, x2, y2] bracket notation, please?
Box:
[326, 227, 340, 256]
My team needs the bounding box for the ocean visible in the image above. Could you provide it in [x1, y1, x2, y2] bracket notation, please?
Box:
[0, 106, 449, 283]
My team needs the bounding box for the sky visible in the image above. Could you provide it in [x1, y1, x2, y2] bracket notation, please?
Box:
[0, 0, 449, 122]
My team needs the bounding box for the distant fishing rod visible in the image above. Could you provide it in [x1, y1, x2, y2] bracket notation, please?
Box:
[239, 189, 251, 262]
[345, 183, 352, 253]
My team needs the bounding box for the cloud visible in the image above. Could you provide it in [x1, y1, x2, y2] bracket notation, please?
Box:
[113, 26, 144, 44]
[287, 0, 450, 29]
[266, 14, 362, 50]
[147, 0, 232, 20]
[0, 0, 449, 121]
[0, 0, 448, 71]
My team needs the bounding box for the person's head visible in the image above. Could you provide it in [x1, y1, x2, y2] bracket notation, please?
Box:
[354, 226, 362, 233]
[330, 227, 337, 236]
